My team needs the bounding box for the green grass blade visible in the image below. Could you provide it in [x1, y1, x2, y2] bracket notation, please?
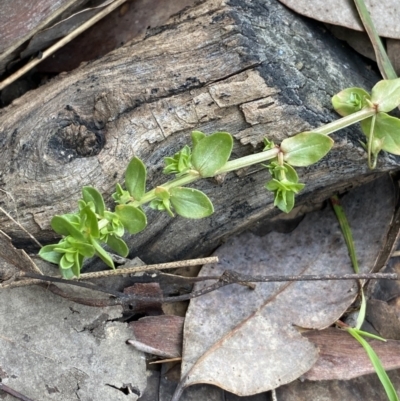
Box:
[356, 288, 367, 330]
[331, 195, 367, 328]
[331, 195, 359, 272]
[353, 0, 397, 79]
[348, 328, 399, 401]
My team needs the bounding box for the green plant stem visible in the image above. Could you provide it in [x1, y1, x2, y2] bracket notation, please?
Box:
[314, 107, 375, 136]
[368, 114, 377, 169]
[132, 147, 281, 207]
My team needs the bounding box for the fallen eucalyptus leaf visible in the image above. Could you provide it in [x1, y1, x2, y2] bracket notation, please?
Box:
[176, 176, 394, 398]
[278, 0, 400, 40]
[302, 328, 400, 380]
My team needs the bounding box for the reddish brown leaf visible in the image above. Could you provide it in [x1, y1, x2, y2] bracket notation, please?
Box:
[130, 315, 184, 358]
[303, 328, 400, 380]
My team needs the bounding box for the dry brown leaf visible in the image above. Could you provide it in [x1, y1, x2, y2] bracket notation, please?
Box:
[0, 0, 86, 74]
[37, 0, 200, 73]
[20, 0, 114, 60]
[303, 328, 400, 380]
[278, 0, 400, 39]
[276, 369, 400, 400]
[129, 315, 184, 358]
[366, 299, 400, 340]
[175, 176, 395, 398]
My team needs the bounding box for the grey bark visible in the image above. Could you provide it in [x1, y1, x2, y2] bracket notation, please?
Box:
[0, 0, 396, 264]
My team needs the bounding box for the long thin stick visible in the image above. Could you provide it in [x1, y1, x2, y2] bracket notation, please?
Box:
[0, 0, 128, 91]
[75, 257, 219, 280]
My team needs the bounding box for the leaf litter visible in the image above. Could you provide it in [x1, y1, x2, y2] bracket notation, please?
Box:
[175, 176, 395, 398]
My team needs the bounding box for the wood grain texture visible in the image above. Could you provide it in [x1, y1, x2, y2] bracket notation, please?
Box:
[0, 0, 397, 263]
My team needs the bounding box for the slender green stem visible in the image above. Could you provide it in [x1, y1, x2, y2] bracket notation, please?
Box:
[368, 114, 377, 169]
[132, 148, 281, 207]
[314, 107, 375, 136]
[215, 147, 280, 174]
[132, 108, 377, 208]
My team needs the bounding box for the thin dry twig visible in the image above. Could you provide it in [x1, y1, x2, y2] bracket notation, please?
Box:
[0, 0, 129, 91]
[2, 269, 398, 308]
[0, 257, 219, 289]
[0, 382, 36, 401]
[149, 357, 182, 364]
[76, 257, 220, 279]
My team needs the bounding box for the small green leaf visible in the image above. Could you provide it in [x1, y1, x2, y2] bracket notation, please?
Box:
[39, 244, 63, 264]
[371, 78, 400, 113]
[191, 132, 233, 177]
[332, 87, 371, 116]
[82, 187, 105, 216]
[155, 186, 171, 201]
[191, 131, 206, 147]
[51, 216, 86, 241]
[71, 253, 83, 277]
[163, 145, 192, 175]
[80, 205, 99, 238]
[90, 237, 114, 268]
[275, 189, 295, 214]
[60, 254, 74, 270]
[281, 132, 334, 166]
[125, 157, 147, 200]
[263, 137, 275, 150]
[115, 204, 147, 234]
[64, 252, 75, 263]
[112, 183, 132, 204]
[70, 241, 95, 257]
[106, 235, 129, 257]
[170, 187, 214, 218]
[60, 267, 75, 279]
[361, 113, 400, 155]
[149, 199, 173, 217]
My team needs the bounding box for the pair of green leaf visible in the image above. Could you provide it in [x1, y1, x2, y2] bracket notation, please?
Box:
[150, 186, 214, 219]
[263, 131, 333, 213]
[164, 145, 192, 175]
[333, 79, 400, 116]
[163, 131, 234, 178]
[332, 78, 400, 163]
[39, 236, 94, 278]
[265, 162, 305, 213]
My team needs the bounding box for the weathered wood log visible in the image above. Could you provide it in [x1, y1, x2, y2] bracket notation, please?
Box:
[0, 0, 397, 264]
